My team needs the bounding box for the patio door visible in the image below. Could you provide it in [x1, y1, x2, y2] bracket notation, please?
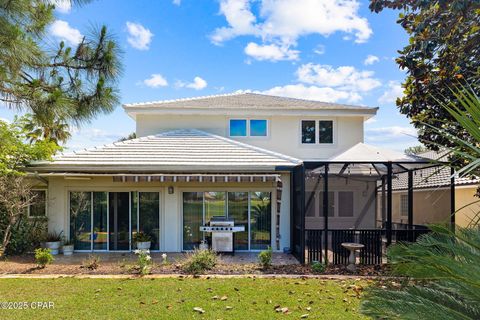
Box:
[109, 192, 130, 251]
[70, 191, 108, 251]
[182, 191, 271, 251]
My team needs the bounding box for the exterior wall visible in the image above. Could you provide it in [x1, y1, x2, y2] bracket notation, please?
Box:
[304, 176, 377, 230]
[453, 186, 479, 227]
[136, 114, 364, 160]
[46, 173, 290, 252]
[392, 189, 451, 225]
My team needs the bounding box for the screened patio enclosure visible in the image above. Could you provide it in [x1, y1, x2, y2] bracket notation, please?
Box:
[291, 143, 455, 264]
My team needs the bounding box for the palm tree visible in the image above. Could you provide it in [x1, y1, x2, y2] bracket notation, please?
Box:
[360, 86, 480, 319]
[19, 113, 71, 145]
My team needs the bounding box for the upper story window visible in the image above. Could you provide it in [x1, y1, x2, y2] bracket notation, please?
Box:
[301, 120, 334, 144]
[29, 190, 47, 218]
[229, 119, 268, 137]
[229, 119, 247, 136]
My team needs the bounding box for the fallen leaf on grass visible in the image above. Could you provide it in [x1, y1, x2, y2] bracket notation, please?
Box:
[220, 296, 228, 301]
[212, 295, 219, 300]
[193, 307, 205, 314]
[225, 306, 233, 310]
[301, 314, 309, 319]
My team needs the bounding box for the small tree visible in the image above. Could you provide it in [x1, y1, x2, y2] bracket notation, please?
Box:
[0, 175, 36, 255]
[0, 120, 58, 255]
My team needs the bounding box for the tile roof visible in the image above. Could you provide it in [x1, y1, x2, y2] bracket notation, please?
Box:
[29, 129, 301, 173]
[123, 92, 378, 112]
[392, 150, 479, 190]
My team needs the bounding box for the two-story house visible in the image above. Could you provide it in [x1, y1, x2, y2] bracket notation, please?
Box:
[28, 93, 447, 261]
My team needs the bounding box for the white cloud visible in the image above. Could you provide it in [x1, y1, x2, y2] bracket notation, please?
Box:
[0, 117, 11, 124]
[365, 117, 377, 125]
[211, 0, 372, 60]
[244, 42, 299, 61]
[172, 0, 181, 5]
[378, 81, 404, 104]
[313, 44, 325, 55]
[364, 54, 379, 65]
[126, 22, 153, 50]
[262, 84, 362, 103]
[176, 76, 208, 90]
[51, 0, 71, 13]
[296, 63, 381, 92]
[49, 20, 83, 45]
[65, 127, 128, 151]
[143, 74, 168, 88]
[366, 126, 417, 141]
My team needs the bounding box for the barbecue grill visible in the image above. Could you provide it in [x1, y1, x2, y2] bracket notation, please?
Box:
[199, 216, 245, 253]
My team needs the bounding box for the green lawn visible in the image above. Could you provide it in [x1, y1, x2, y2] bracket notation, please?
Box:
[0, 277, 367, 319]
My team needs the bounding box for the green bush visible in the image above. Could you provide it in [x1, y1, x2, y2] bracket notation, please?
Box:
[34, 248, 53, 268]
[182, 249, 217, 275]
[0, 208, 47, 255]
[258, 246, 272, 269]
[133, 232, 151, 243]
[311, 261, 326, 274]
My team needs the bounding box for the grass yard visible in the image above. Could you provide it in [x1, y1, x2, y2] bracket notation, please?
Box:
[0, 277, 368, 319]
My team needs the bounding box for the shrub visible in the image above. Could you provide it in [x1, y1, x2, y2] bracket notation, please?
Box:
[2, 215, 47, 255]
[258, 246, 272, 269]
[45, 231, 63, 242]
[133, 232, 151, 243]
[81, 254, 100, 270]
[311, 261, 326, 274]
[182, 249, 217, 275]
[35, 248, 53, 268]
[134, 249, 152, 275]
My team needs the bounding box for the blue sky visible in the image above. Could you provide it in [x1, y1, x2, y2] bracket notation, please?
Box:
[0, 0, 418, 151]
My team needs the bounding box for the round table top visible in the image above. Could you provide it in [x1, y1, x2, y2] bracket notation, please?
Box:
[341, 242, 365, 250]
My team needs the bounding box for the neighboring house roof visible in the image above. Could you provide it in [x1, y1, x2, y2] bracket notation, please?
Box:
[28, 129, 301, 173]
[123, 92, 378, 119]
[392, 150, 479, 190]
[327, 143, 428, 163]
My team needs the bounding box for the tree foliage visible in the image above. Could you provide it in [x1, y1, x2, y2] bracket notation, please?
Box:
[361, 225, 480, 319]
[0, 0, 122, 127]
[0, 119, 58, 175]
[369, 0, 480, 150]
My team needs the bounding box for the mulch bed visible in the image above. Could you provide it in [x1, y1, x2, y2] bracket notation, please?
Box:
[0, 254, 390, 276]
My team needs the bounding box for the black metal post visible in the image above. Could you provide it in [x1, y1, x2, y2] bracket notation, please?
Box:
[381, 176, 386, 227]
[300, 165, 306, 263]
[386, 162, 393, 246]
[450, 166, 456, 229]
[407, 170, 414, 241]
[323, 164, 329, 263]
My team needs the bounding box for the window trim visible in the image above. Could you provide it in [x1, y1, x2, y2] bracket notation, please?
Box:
[28, 189, 47, 218]
[228, 118, 269, 138]
[300, 119, 336, 145]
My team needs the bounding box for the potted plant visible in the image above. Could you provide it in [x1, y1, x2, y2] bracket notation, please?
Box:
[133, 232, 151, 250]
[62, 239, 74, 256]
[45, 231, 63, 255]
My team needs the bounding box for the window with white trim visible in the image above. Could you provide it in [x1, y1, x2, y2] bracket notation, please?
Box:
[229, 119, 268, 137]
[301, 120, 334, 144]
[28, 190, 47, 217]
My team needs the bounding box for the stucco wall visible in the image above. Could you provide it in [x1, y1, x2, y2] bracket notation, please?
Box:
[392, 189, 451, 225]
[136, 114, 364, 160]
[454, 186, 479, 227]
[46, 173, 290, 252]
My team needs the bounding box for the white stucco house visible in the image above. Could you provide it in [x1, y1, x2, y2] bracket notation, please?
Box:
[26, 93, 452, 262]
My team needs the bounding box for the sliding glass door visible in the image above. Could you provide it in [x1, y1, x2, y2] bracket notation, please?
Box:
[182, 192, 203, 250]
[250, 192, 272, 250]
[70, 191, 160, 251]
[228, 192, 249, 250]
[182, 191, 271, 251]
